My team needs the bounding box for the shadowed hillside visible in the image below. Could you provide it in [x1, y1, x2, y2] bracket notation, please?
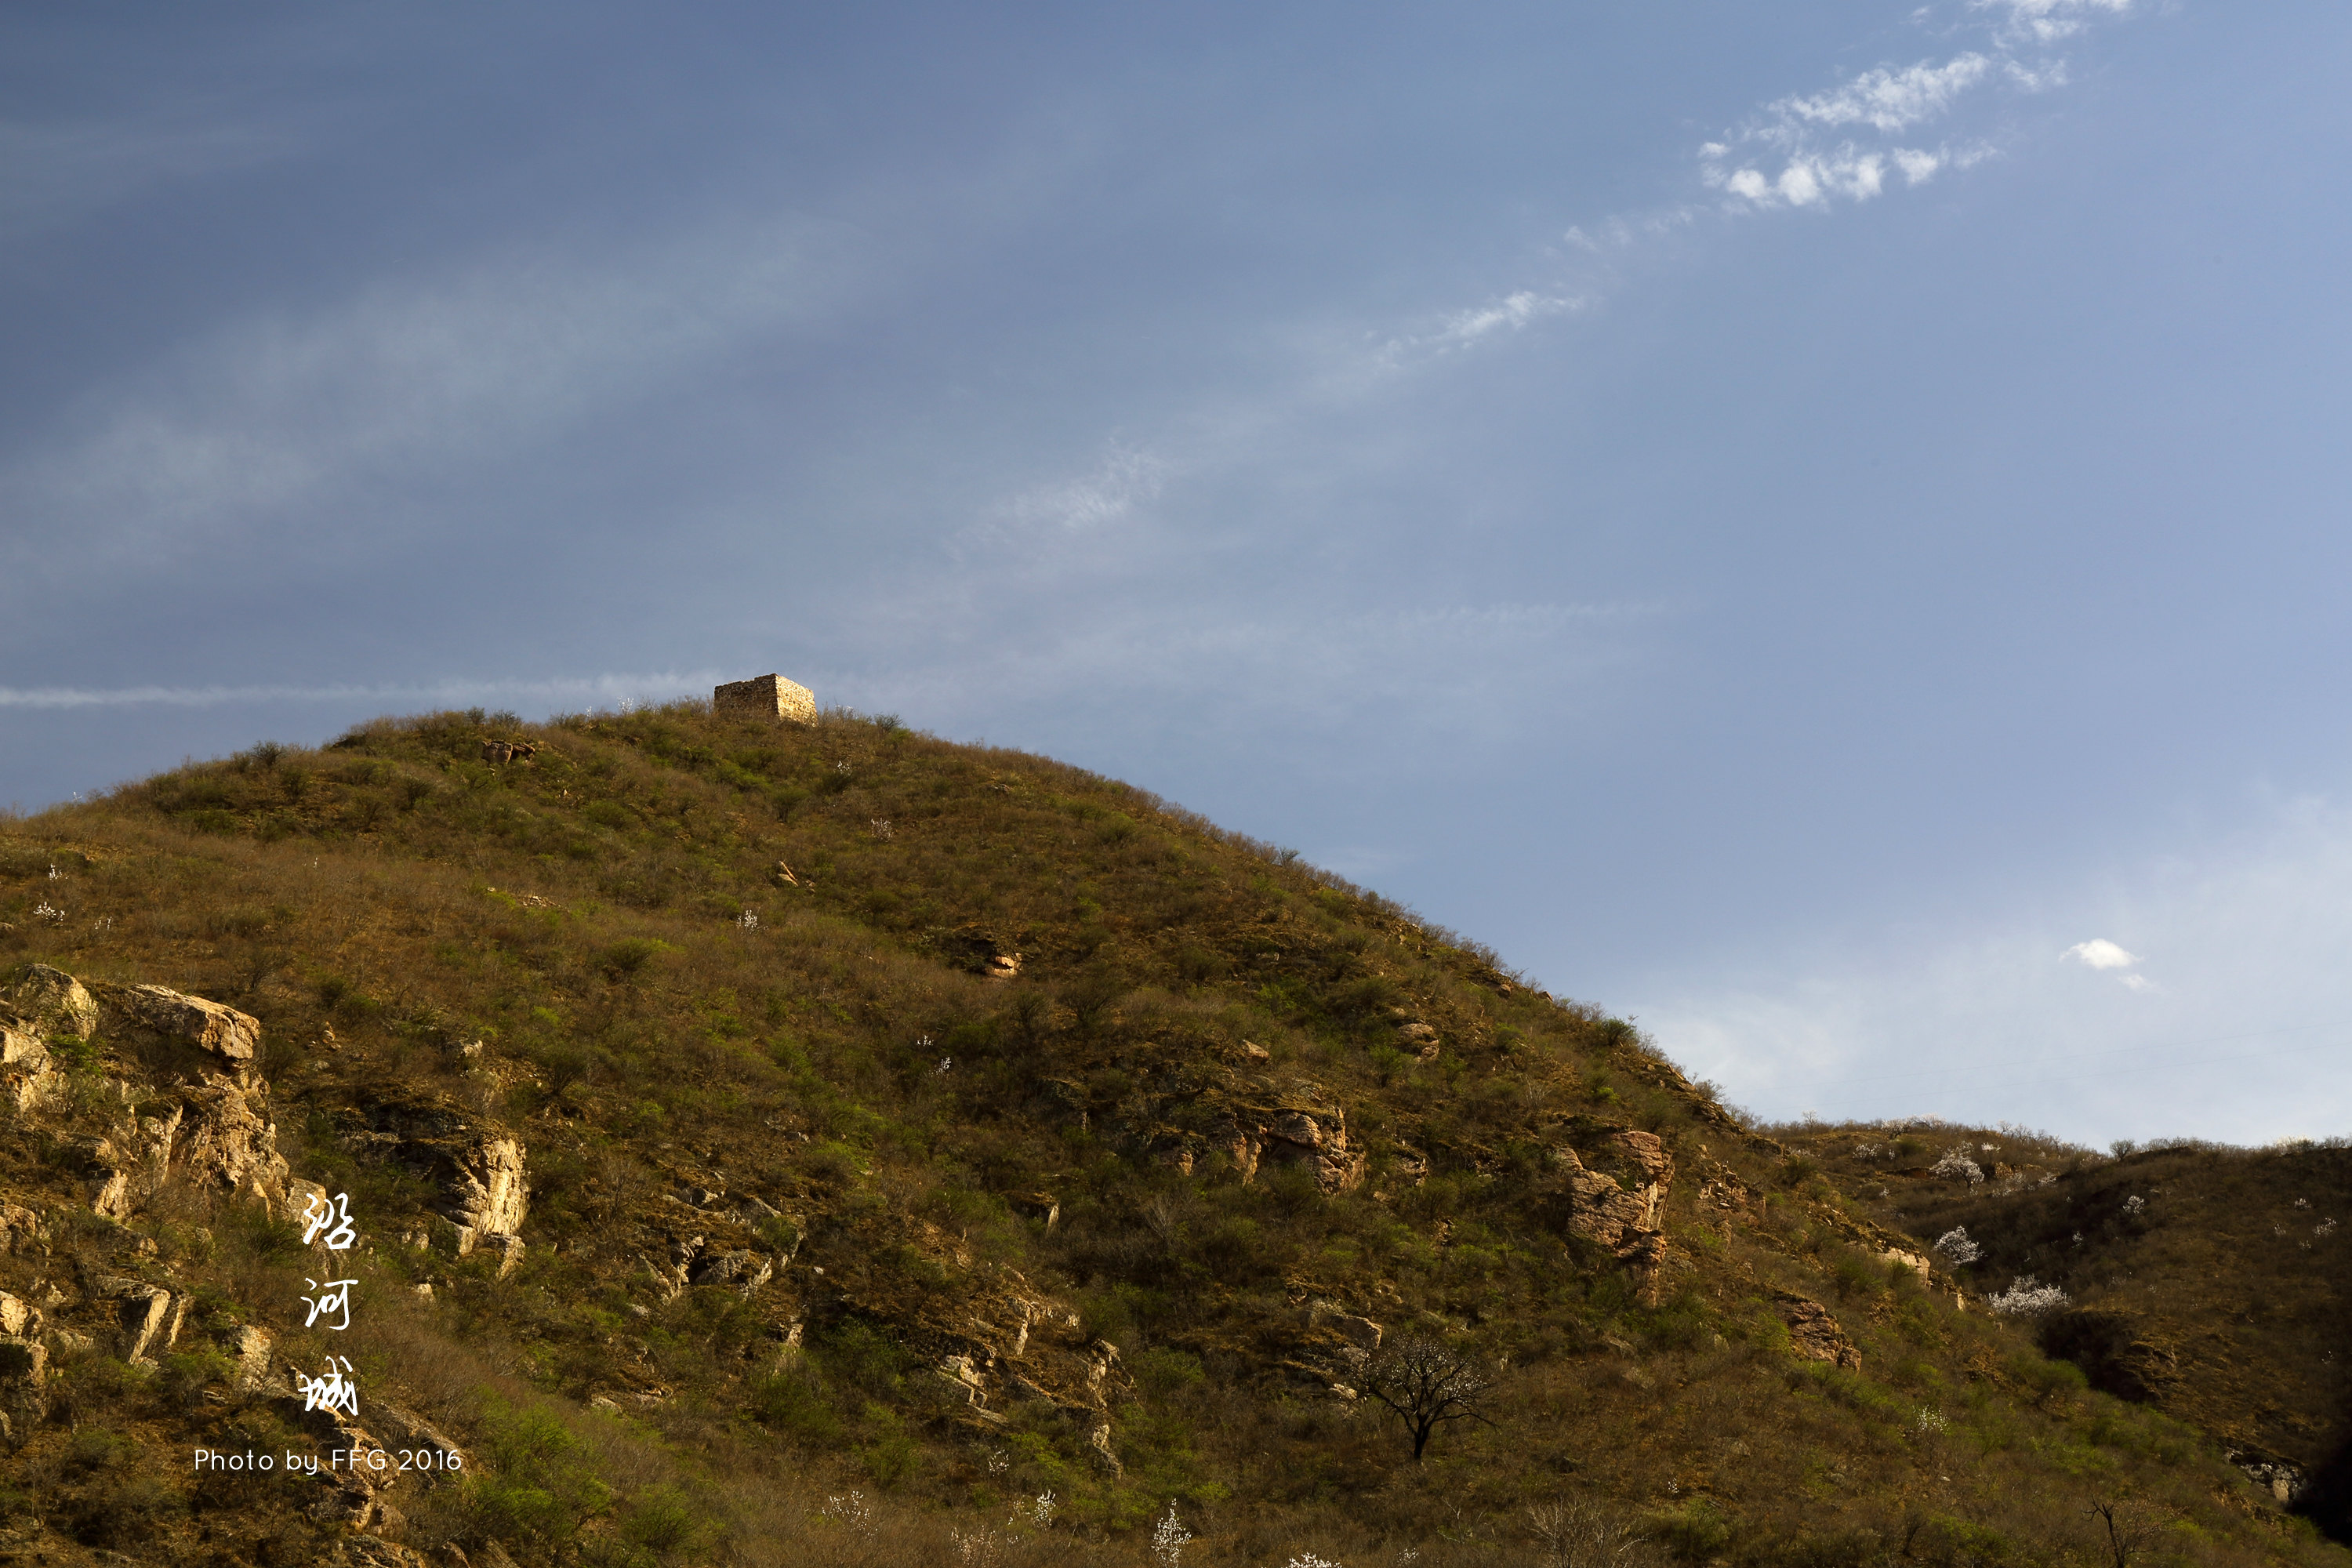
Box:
[1771, 1120, 2352, 1544]
[0, 702, 2340, 1567]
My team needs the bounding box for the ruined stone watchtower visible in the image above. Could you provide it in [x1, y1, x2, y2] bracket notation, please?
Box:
[713, 673, 816, 725]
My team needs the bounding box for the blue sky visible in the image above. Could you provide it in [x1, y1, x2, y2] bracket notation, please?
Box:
[6, 0, 2350, 1146]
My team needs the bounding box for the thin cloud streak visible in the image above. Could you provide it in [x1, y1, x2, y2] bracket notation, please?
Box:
[0, 673, 719, 710]
[0, 212, 877, 588]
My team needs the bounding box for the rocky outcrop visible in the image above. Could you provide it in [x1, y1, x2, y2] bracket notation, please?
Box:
[2, 969, 296, 1221]
[1564, 1127, 1671, 1234]
[95, 982, 261, 1069]
[1200, 1098, 1368, 1193]
[0, 1018, 61, 1112]
[339, 1099, 529, 1259]
[4, 964, 98, 1038]
[2038, 1308, 2181, 1403]
[175, 1079, 293, 1210]
[0, 1202, 40, 1253]
[688, 1247, 775, 1292]
[1301, 1299, 1384, 1353]
[96, 1276, 183, 1361]
[0, 1334, 49, 1444]
[1777, 1293, 1862, 1370]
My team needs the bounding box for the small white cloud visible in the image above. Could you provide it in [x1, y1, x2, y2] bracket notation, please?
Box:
[1778, 162, 1825, 206]
[1725, 169, 1772, 201]
[1893, 147, 1944, 184]
[2118, 973, 2154, 992]
[2063, 938, 2139, 971]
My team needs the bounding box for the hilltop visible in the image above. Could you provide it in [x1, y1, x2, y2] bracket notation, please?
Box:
[0, 701, 2342, 1568]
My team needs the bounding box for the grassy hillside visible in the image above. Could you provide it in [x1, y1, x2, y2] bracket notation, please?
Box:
[0, 701, 2341, 1568]
[1770, 1120, 2352, 1543]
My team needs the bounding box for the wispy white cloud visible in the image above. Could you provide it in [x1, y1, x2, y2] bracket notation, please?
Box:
[986, 442, 1173, 535]
[0, 212, 876, 584]
[1769, 54, 1995, 136]
[0, 112, 287, 239]
[1429, 290, 1580, 347]
[1700, 0, 2129, 214]
[2063, 937, 2138, 970]
[1979, 0, 2132, 45]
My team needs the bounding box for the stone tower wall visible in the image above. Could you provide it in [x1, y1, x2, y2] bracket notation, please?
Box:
[713, 674, 816, 724]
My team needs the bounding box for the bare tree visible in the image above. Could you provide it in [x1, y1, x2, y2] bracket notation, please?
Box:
[1348, 1337, 1492, 1462]
[2085, 1497, 2161, 1568]
[1527, 1500, 1654, 1568]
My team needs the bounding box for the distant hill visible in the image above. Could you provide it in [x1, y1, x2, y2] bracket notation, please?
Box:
[1771, 1120, 2352, 1544]
[0, 702, 2341, 1566]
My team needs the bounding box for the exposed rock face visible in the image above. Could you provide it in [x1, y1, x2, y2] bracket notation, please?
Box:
[96, 982, 261, 1066]
[688, 1248, 774, 1292]
[0, 1203, 40, 1253]
[1777, 1294, 1862, 1370]
[0, 1020, 60, 1112]
[5, 964, 100, 1038]
[5, 973, 294, 1225]
[447, 1134, 529, 1238]
[1302, 1300, 1384, 1352]
[1543, 1123, 1676, 1301]
[2039, 1308, 2181, 1403]
[1208, 1101, 1368, 1193]
[175, 1080, 294, 1212]
[1552, 1127, 1672, 1245]
[339, 1100, 529, 1256]
[0, 1334, 49, 1443]
[1086, 1421, 1123, 1476]
[96, 1276, 181, 1360]
[231, 1325, 274, 1388]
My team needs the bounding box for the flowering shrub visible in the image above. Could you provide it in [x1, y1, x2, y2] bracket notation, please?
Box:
[1285, 1556, 1343, 1568]
[1930, 1149, 1985, 1185]
[1985, 1276, 2071, 1316]
[819, 1491, 876, 1536]
[2123, 1194, 2145, 1215]
[1933, 1226, 1982, 1266]
[953, 1526, 1007, 1567]
[1150, 1501, 1192, 1568]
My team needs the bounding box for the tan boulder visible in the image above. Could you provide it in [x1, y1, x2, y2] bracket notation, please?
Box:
[0, 1022, 60, 1111]
[4, 964, 99, 1038]
[1253, 1104, 1368, 1193]
[97, 982, 261, 1065]
[1777, 1294, 1861, 1370]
